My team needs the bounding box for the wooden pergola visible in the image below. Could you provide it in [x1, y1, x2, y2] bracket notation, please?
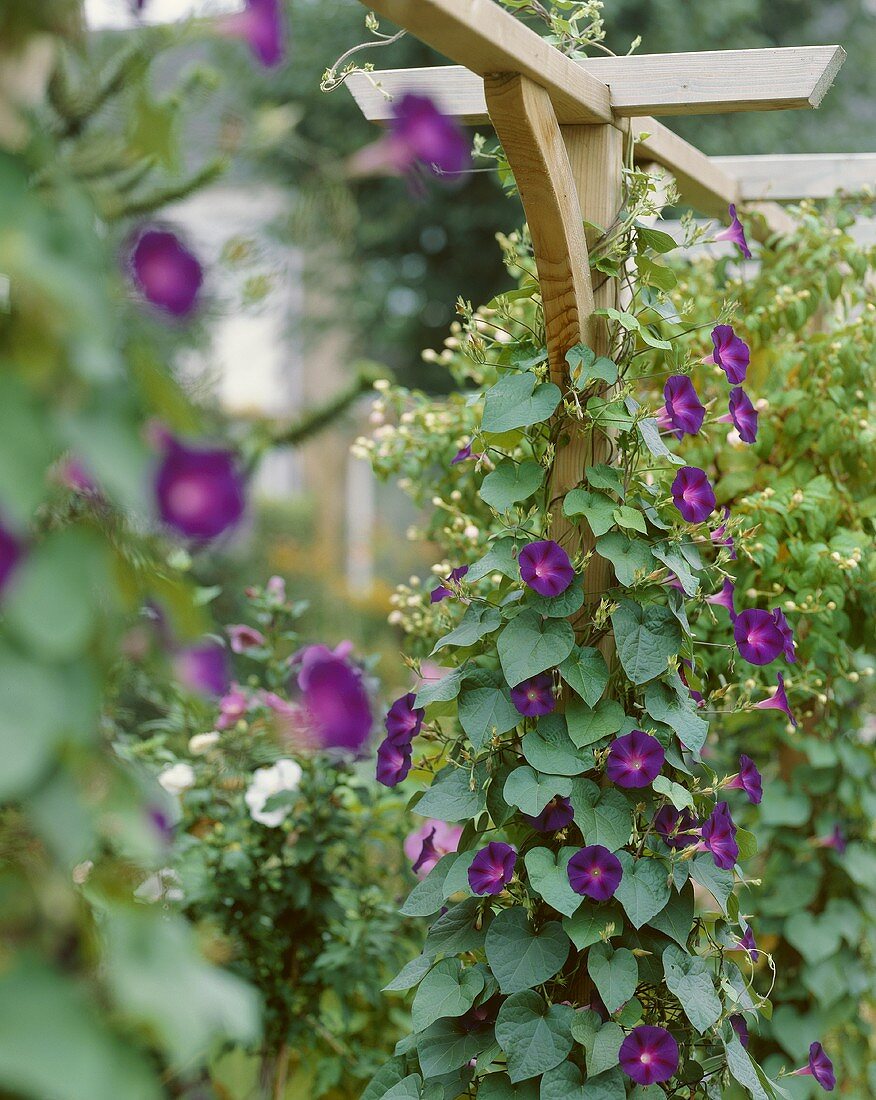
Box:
[344, 0, 860, 623]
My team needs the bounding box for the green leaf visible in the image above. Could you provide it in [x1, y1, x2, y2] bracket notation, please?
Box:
[613, 506, 647, 534]
[636, 224, 677, 254]
[401, 855, 456, 917]
[416, 1017, 492, 1078]
[485, 908, 570, 994]
[494, 991, 574, 1082]
[362, 1058, 411, 1100]
[480, 1073, 539, 1100]
[441, 849, 478, 898]
[565, 344, 618, 388]
[638, 418, 684, 465]
[412, 959, 485, 1031]
[524, 847, 582, 918]
[588, 943, 638, 1014]
[424, 899, 492, 957]
[614, 852, 670, 928]
[644, 678, 708, 755]
[504, 767, 572, 817]
[587, 396, 634, 434]
[689, 856, 734, 914]
[566, 699, 625, 748]
[468, 538, 523, 582]
[522, 714, 595, 776]
[498, 610, 575, 688]
[647, 884, 694, 947]
[595, 535, 653, 587]
[415, 764, 485, 823]
[651, 775, 695, 810]
[570, 1007, 601, 1047]
[585, 464, 625, 499]
[578, 1067, 626, 1099]
[558, 646, 609, 707]
[482, 373, 562, 434]
[432, 605, 501, 653]
[540, 1060, 587, 1098]
[526, 583, 585, 619]
[784, 910, 844, 965]
[663, 944, 722, 1033]
[635, 254, 677, 291]
[480, 460, 545, 512]
[459, 686, 519, 751]
[415, 666, 467, 707]
[611, 601, 682, 685]
[563, 489, 616, 537]
[588, 1021, 625, 1075]
[724, 1035, 771, 1100]
[569, 780, 633, 851]
[383, 955, 434, 992]
[381, 1075, 424, 1100]
[650, 544, 698, 594]
[563, 901, 625, 950]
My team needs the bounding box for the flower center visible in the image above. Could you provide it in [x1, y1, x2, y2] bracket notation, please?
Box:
[640, 1053, 652, 1065]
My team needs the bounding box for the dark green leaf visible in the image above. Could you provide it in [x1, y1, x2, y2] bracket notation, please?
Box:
[424, 899, 492, 957]
[524, 847, 582, 918]
[611, 601, 682, 685]
[569, 780, 633, 851]
[498, 610, 575, 688]
[432, 605, 501, 654]
[558, 646, 609, 707]
[522, 714, 595, 776]
[416, 1017, 492, 1079]
[503, 767, 572, 817]
[647, 884, 694, 947]
[459, 686, 519, 751]
[412, 959, 485, 1031]
[587, 943, 638, 1014]
[383, 955, 434, 992]
[494, 991, 574, 1082]
[485, 908, 570, 994]
[614, 853, 670, 929]
[563, 901, 625, 950]
[566, 699, 625, 748]
[415, 764, 486, 823]
[662, 944, 722, 1033]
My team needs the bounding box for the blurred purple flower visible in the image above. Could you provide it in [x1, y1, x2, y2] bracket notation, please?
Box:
[451, 442, 483, 465]
[663, 375, 705, 439]
[227, 624, 266, 653]
[174, 643, 228, 697]
[754, 671, 797, 727]
[817, 824, 847, 855]
[404, 819, 462, 877]
[510, 672, 556, 717]
[385, 692, 425, 745]
[771, 608, 797, 663]
[725, 754, 763, 805]
[792, 1042, 835, 1092]
[606, 729, 665, 789]
[147, 805, 174, 846]
[705, 578, 736, 619]
[619, 1026, 679, 1086]
[430, 565, 469, 604]
[215, 685, 249, 729]
[567, 844, 623, 901]
[736, 925, 759, 963]
[0, 517, 24, 597]
[730, 1015, 750, 1047]
[468, 842, 516, 895]
[524, 795, 574, 833]
[351, 94, 470, 181]
[155, 436, 245, 541]
[734, 608, 784, 666]
[715, 204, 753, 259]
[129, 227, 203, 317]
[653, 805, 699, 850]
[296, 644, 372, 753]
[217, 0, 286, 68]
[678, 664, 705, 708]
[376, 738, 412, 787]
[671, 466, 716, 524]
[705, 325, 750, 384]
[519, 539, 574, 597]
[711, 507, 737, 560]
[722, 387, 758, 443]
[701, 802, 739, 870]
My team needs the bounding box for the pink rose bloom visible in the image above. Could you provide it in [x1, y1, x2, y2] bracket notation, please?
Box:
[404, 819, 463, 877]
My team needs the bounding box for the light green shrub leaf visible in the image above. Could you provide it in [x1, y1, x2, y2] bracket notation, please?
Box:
[480, 460, 545, 512]
[563, 489, 616, 537]
[663, 944, 722, 1033]
[587, 943, 638, 1014]
[595, 534, 653, 587]
[482, 373, 562, 434]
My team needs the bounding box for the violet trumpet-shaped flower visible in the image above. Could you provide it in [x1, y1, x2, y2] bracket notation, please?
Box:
[468, 842, 517, 895]
[671, 466, 716, 524]
[619, 1025, 679, 1086]
[451, 442, 483, 465]
[817, 824, 847, 855]
[730, 1015, 750, 1047]
[714, 204, 753, 259]
[754, 671, 798, 727]
[663, 375, 706, 439]
[404, 819, 462, 877]
[155, 436, 245, 541]
[567, 844, 623, 901]
[227, 624, 266, 653]
[510, 672, 556, 717]
[217, 0, 286, 68]
[0, 517, 24, 597]
[724, 754, 763, 805]
[771, 608, 797, 663]
[705, 325, 750, 384]
[711, 507, 737, 560]
[351, 94, 470, 180]
[607, 729, 665, 789]
[701, 801, 739, 870]
[705, 577, 736, 619]
[734, 608, 784, 666]
[376, 738, 412, 787]
[653, 805, 699, 850]
[736, 925, 759, 962]
[430, 565, 469, 604]
[296, 645, 372, 753]
[174, 643, 228, 697]
[524, 795, 574, 833]
[129, 227, 203, 317]
[721, 387, 758, 443]
[791, 1042, 835, 1092]
[519, 539, 574, 597]
[385, 692, 425, 744]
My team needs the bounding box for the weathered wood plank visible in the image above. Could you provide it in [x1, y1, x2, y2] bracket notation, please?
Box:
[346, 46, 845, 123]
[714, 153, 876, 200]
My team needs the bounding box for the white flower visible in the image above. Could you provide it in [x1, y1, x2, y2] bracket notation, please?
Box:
[135, 867, 183, 904]
[245, 759, 302, 827]
[188, 731, 220, 755]
[158, 762, 196, 795]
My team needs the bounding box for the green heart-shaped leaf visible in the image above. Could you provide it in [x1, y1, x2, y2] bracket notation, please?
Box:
[485, 907, 570, 994]
[563, 900, 625, 950]
[558, 645, 609, 707]
[611, 600, 682, 685]
[588, 942, 638, 1014]
[524, 847, 582, 918]
[498, 610, 575, 687]
[494, 990, 573, 1082]
[614, 852, 670, 928]
[566, 698, 625, 748]
[522, 714, 594, 776]
[503, 766, 572, 818]
[480, 459, 545, 512]
[569, 780, 633, 851]
[662, 944, 722, 1033]
[411, 958, 485, 1031]
[481, 373, 562, 434]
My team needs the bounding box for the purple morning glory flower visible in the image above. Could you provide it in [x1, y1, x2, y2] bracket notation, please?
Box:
[567, 844, 623, 901]
[296, 644, 373, 752]
[663, 375, 706, 439]
[606, 730, 665, 789]
[715, 204, 753, 259]
[653, 805, 699, 850]
[376, 738, 412, 787]
[705, 578, 736, 619]
[510, 672, 556, 717]
[710, 507, 737, 560]
[155, 436, 245, 541]
[147, 805, 174, 846]
[468, 841, 517, 895]
[385, 692, 425, 745]
[129, 228, 203, 317]
[524, 795, 574, 833]
[451, 442, 483, 465]
[404, 819, 462, 877]
[792, 1042, 835, 1092]
[619, 1025, 679, 1086]
[430, 565, 469, 604]
[705, 325, 750, 384]
[730, 1014, 750, 1047]
[351, 94, 470, 180]
[734, 608, 784, 666]
[818, 824, 847, 855]
[0, 517, 24, 597]
[771, 608, 797, 663]
[701, 802, 739, 870]
[215, 685, 249, 729]
[173, 643, 228, 697]
[671, 466, 716, 524]
[724, 388, 759, 443]
[519, 539, 574, 597]
[217, 0, 286, 68]
[755, 671, 797, 727]
[736, 925, 759, 962]
[227, 624, 266, 653]
[725, 754, 763, 805]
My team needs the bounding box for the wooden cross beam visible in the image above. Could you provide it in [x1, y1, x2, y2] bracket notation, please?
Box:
[714, 153, 876, 200]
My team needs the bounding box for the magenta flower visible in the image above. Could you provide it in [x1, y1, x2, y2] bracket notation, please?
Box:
[730, 1015, 750, 1047]
[524, 795, 574, 833]
[519, 539, 574, 597]
[567, 844, 623, 901]
[404, 819, 462, 877]
[755, 671, 798, 727]
[671, 466, 716, 524]
[725, 754, 763, 805]
[351, 94, 470, 180]
[653, 805, 699, 850]
[174, 643, 228, 697]
[227, 624, 266, 653]
[57, 456, 98, 495]
[430, 565, 469, 604]
[715, 204, 753, 260]
[510, 672, 556, 717]
[817, 824, 847, 855]
[724, 388, 759, 443]
[701, 802, 739, 870]
[376, 737, 412, 787]
[619, 1026, 679, 1086]
[791, 1042, 835, 1092]
[607, 730, 665, 789]
[705, 578, 736, 619]
[0, 518, 23, 597]
[296, 644, 372, 752]
[385, 692, 425, 744]
[215, 685, 249, 729]
[451, 442, 482, 465]
[663, 375, 706, 439]
[155, 436, 245, 541]
[734, 608, 784, 666]
[771, 608, 797, 663]
[468, 842, 517, 895]
[217, 0, 286, 68]
[129, 228, 203, 317]
[711, 507, 737, 560]
[736, 925, 759, 962]
[705, 325, 750, 384]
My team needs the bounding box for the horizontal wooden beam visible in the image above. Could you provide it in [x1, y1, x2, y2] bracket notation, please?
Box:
[634, 119, 739, 216]
[714, 153, 876, 200]
[346, 46, 845, 123]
